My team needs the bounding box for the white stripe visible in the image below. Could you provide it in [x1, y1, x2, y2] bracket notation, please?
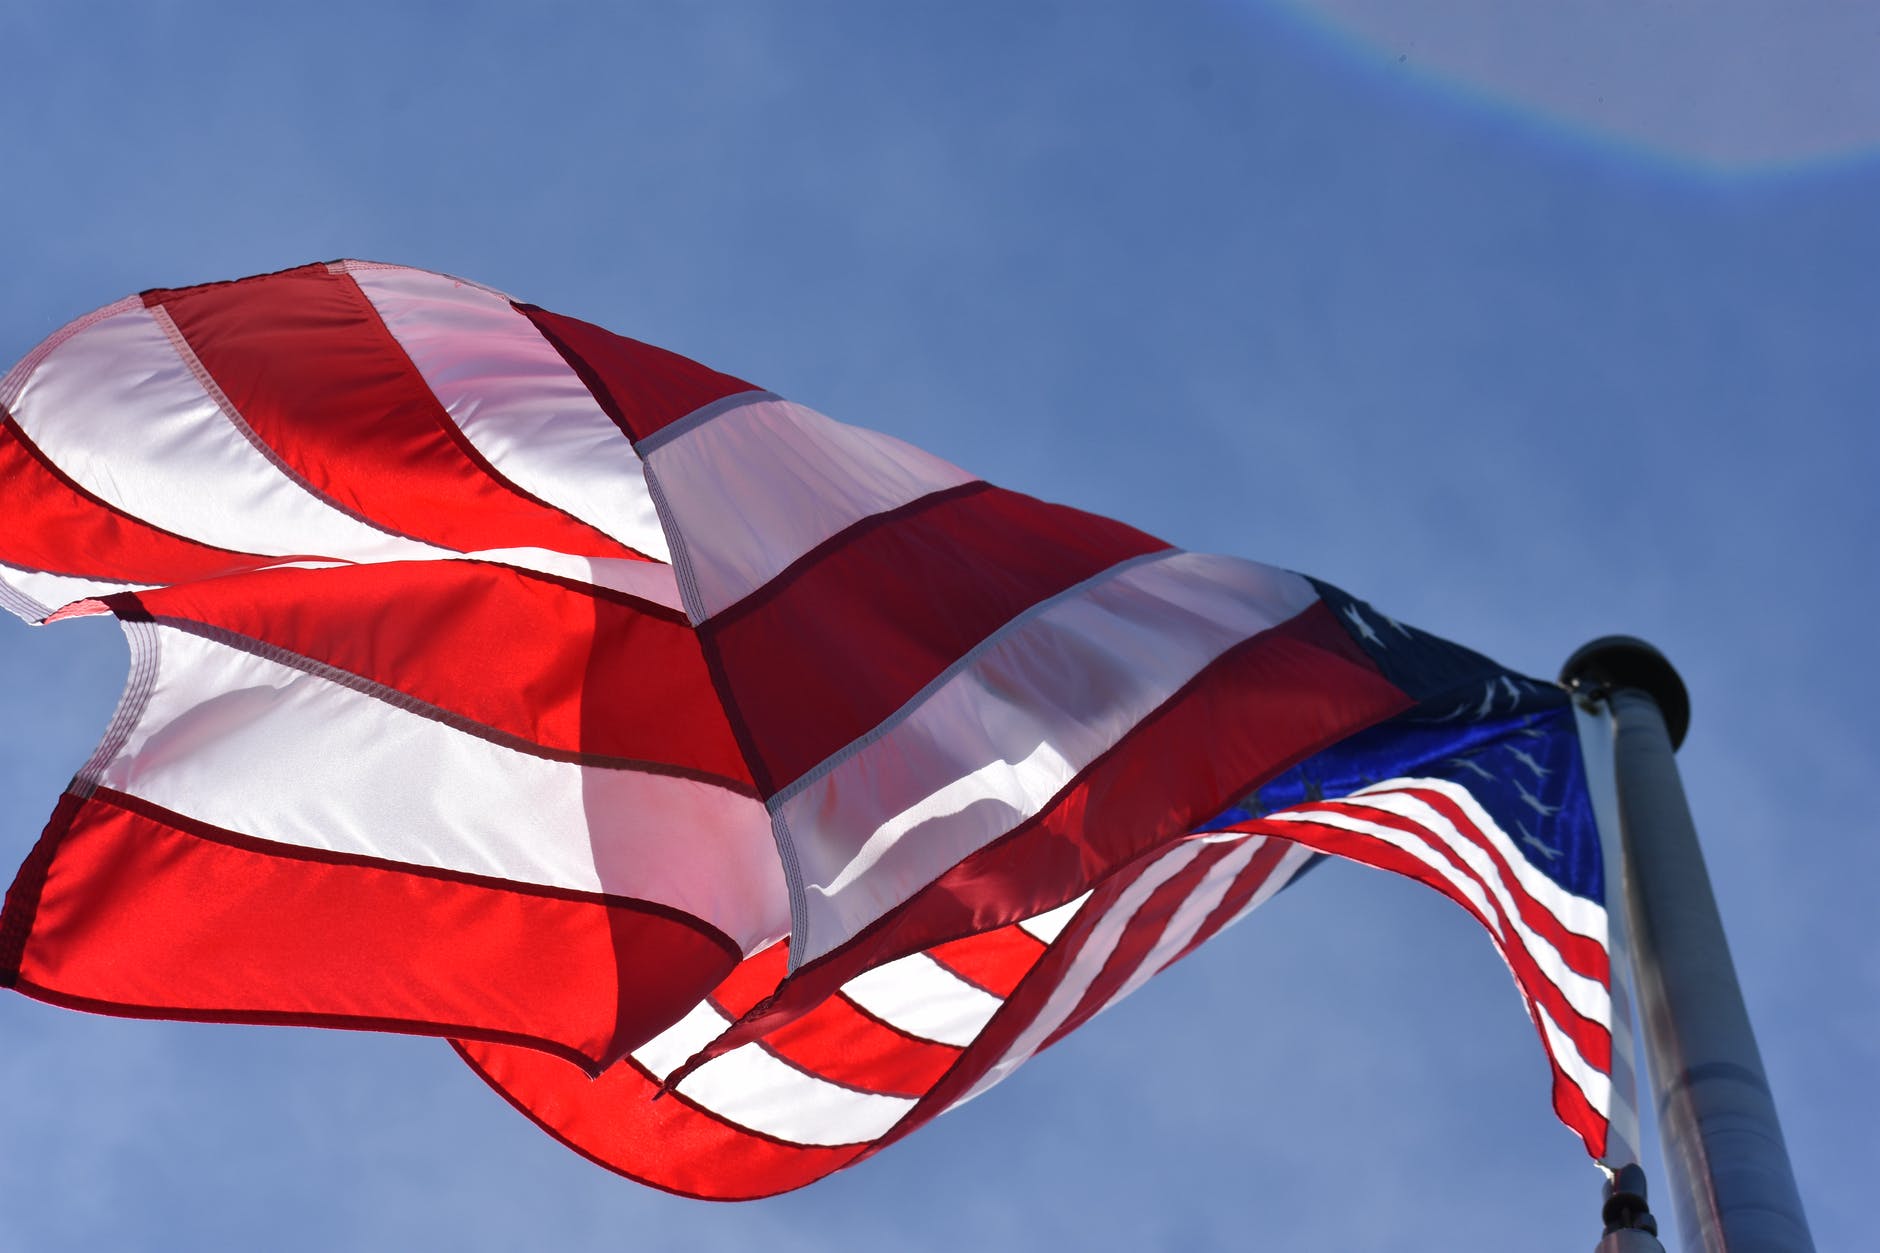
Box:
[949, 841, 1312, 1110]
[630, 998, 730, 1080]
[1214, 839, 1320, 932]
[641, 396, 978, 618]
[1018, 892, 1090, 944]
[91, 623, 787, 951]
[0, 296, 142, 408]
[952, 843, 1205, 1109]
[1022, 837, 1312, 1042]
[633, 999, 915, 1146]
[783, 551, 1319, 963]
[454, 549, 683, 614]
[1131, 838, 1269, 979]
[1355, 776, 1607, 940]
[0, 548, 683, 626]
[0, 559, 365, 626]
[840, 953, 1003, 1047]
[1265, 804, 1505, 935]
[349, 267, 669, 561]
[9, 304, 446, 564]
[1070, 839, 1270, 1034]
[1537, 998, 1612, 1118]
[0, 568, 52, 622]
[1324, 786, 1610, 1022]
[819, 738, 1072, 897]
[1264, 800, 1611, 1029]
[0, 562, 154, 623]
[1265, 795, 1612, 1121]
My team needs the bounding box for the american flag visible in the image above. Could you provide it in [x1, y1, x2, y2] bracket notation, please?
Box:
[0, 261, 1629, 1197]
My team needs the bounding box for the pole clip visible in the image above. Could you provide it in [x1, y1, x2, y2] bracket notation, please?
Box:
[1601, 1163, 1659, 1236]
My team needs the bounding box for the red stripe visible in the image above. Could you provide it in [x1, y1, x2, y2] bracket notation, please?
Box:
[510, 842, 1301, 1193]
[450, 841, 1298, 1198]
[867, 843, 1306, 1169]
[704, 484, 1170, 793]
[709, 937, 1019, 1096]
[1, 789, 738, 1072]
[710, 942, 790, 1018]
[862, 857, 1159, 1164]
[755, 994, 964, 1099]
[516, 304, 757, 445]
[1365, 786, 1609, 982]
[0, 412, 267, 586]
[676, 600, 1408, 1074]
[148, 268, 642, 559]
[455, 1041, 866, 1201]
[454, 917, 1054, 1198]
[924, 926, 1048, 998]
[1041, 843, 1239, 1051]
[1274, 799, 1612, 1039]
[461, 815, 1607, 1197]
[704, 942, 969, 1098]
[1164, 836, 1297, 970]
[121, 561, 753, 789]
[0, 792, 79, 982]
[1244, 814, 1611, 1071]
[1549, 1036, 1609, 1159]
[639, 867, 1150, 1186]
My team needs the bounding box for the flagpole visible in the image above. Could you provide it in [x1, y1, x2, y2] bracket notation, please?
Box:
[1561, 637, 1813, 1253]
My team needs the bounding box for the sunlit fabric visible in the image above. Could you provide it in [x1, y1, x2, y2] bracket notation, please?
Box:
[0, 261, 1622, 1195]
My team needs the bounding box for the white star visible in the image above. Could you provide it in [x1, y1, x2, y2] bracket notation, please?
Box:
[1475, 681, 1497, 718]
[1518, 821, 1562, 861]
[1446, 756, 1496, 781]
[1506, 747, 1553, 780]
[1500, 675, 1523, 704]
[1512, 778, 1561, 817]
[1342, 602, 1383, 647]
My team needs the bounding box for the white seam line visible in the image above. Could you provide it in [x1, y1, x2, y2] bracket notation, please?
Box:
[0, 296, 142, 409]
[639, 460, 707, 624]
[71, 617, 162, 798]
[772, 807, 813, 971]
[0, 557, 54, 623]
[769, 548, 1179, 810]
[146, 302, 447, 553]
[633, 390, 776, 458]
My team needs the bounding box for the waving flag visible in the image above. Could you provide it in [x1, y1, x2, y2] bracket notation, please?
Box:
[0, 261, 1628, 1197]
[455, 612, 1632, 1198]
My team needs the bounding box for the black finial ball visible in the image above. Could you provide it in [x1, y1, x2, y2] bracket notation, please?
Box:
[1560, 635, 1691, 750]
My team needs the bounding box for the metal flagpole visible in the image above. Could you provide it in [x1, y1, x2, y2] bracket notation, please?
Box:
[1561, 637, 1814, 1253]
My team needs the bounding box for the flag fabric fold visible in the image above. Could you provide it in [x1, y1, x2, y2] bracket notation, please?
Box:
[0, 261, 1625, 1196]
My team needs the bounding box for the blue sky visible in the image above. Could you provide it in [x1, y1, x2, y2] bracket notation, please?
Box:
[1, 3, 1873, 1248]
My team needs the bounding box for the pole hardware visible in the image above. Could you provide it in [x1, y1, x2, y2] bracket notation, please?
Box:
[1561, 637, 1812, 1253]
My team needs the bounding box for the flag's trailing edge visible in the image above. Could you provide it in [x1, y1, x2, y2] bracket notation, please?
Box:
[0, 261, 1625, 1197]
